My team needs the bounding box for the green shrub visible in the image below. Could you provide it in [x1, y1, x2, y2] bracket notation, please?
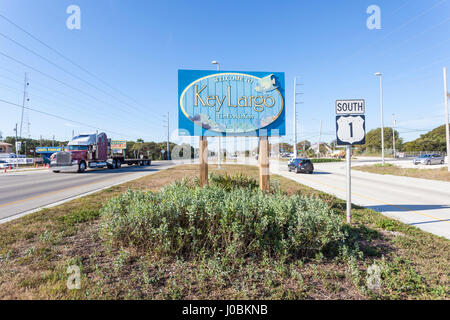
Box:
[208, 173, 259, 191]
[373, 163, 393, 168]
[100, 178, 346, 261]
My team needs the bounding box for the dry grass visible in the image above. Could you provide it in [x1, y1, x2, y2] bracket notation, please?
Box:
[353, 164, 450, 182]
[0, 165, 448, 300]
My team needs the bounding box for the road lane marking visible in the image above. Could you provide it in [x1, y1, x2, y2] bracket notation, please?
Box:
[277, 170, 450, 224]
[0, 169, 153, 208]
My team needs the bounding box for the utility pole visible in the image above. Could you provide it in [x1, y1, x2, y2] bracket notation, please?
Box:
[14, 123, 19, 168]
[317, 120, 322, 159]
[19, 73, 28, 138]
[444, 67, 450, 172]
[293, 77, 304, 157]
[392, 114, 397, 158]
[163, 112, 170, 160]
[294, 78, 297, 157]
[52, 135, 55, 147]
[375, 72, 385, 165]
[167, 112, 170, 160]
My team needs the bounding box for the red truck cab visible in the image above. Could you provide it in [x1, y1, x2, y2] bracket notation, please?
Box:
[50, 133, 151, 173]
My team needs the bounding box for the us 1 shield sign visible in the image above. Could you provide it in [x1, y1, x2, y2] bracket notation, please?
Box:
[336, 115, 365, 145]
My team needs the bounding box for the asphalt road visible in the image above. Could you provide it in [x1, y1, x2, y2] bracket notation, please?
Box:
[268, 160, 450, 239]
[0, 161, 176, 223]
[2, 158, 449, 239]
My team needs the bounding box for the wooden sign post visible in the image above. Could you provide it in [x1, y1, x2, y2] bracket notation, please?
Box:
[199, 136, 208, 187]
[259, 136, 270, 191]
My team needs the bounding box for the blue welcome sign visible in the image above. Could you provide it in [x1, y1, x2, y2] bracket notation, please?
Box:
[178, 70, 285, 136]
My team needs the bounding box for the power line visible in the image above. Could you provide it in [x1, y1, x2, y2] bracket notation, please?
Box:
[0, 49, 161, 126]
[341, 0, 449, 65]
[0, 97, 131, 138]
[0, 70, 161, 132]
[380, 16, 450, 59]
[0, 30, 151, 115]
[0, 13, 154, 115]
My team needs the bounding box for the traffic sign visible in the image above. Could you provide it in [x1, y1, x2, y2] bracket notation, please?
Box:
[336, 99, 365, 115]
[336, 115, 366, 145]
[335, 98, 366, 225]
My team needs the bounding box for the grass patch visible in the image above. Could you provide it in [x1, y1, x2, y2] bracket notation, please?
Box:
[353, 164, 450, 182]
[0, 164, 448, 300]
[311, 158, 343, 163]
[57, 208, 100, 228]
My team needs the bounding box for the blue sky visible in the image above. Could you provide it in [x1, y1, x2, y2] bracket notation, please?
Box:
[0, 0, 449, 147]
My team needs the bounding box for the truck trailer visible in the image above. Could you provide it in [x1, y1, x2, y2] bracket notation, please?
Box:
[50, 133, 151, 173]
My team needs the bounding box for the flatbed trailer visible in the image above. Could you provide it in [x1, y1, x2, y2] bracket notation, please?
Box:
[50, 134, 151, 173]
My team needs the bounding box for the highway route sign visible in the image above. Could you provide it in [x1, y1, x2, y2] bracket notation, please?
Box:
[336, 115, 366, 145]
[335, 99, 365, 115]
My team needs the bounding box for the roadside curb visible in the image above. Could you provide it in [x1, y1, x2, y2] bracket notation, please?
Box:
[0, 162, 179, 225]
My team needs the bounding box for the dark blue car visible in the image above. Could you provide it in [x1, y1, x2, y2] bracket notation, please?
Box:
[288, 158, 314, 174]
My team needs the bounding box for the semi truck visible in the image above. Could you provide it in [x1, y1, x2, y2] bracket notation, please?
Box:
[50, 133, 151, 173]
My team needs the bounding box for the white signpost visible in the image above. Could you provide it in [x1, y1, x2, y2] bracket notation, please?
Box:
[335, 99, 366, 223]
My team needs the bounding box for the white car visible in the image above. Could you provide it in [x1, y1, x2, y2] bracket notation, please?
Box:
[0, 160, 14, 169]
[413, 154, 445, 165]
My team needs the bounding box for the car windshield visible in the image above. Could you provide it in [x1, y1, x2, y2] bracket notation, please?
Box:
[68, 145, 88, 151]
[418, 155, 430, 158]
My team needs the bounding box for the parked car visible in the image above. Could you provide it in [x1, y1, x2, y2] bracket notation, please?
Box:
[288, 158, 314, 174]
[0, 160, 14, 169]
[413, 154, 445, 165]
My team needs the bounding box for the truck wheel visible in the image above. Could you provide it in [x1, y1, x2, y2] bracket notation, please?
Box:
[78, 162, 86, 173]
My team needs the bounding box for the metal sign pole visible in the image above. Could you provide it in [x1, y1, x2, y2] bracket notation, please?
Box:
[336, 99, 365, 224]
[346, 145, 352, 223]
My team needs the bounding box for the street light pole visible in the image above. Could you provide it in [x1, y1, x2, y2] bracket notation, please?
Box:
[444, 67, 450, 172]
[375, 72, 385, 165]
[212, 60, 221, 169]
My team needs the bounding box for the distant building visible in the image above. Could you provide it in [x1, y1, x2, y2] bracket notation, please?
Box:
[0, 142, 12, 154]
